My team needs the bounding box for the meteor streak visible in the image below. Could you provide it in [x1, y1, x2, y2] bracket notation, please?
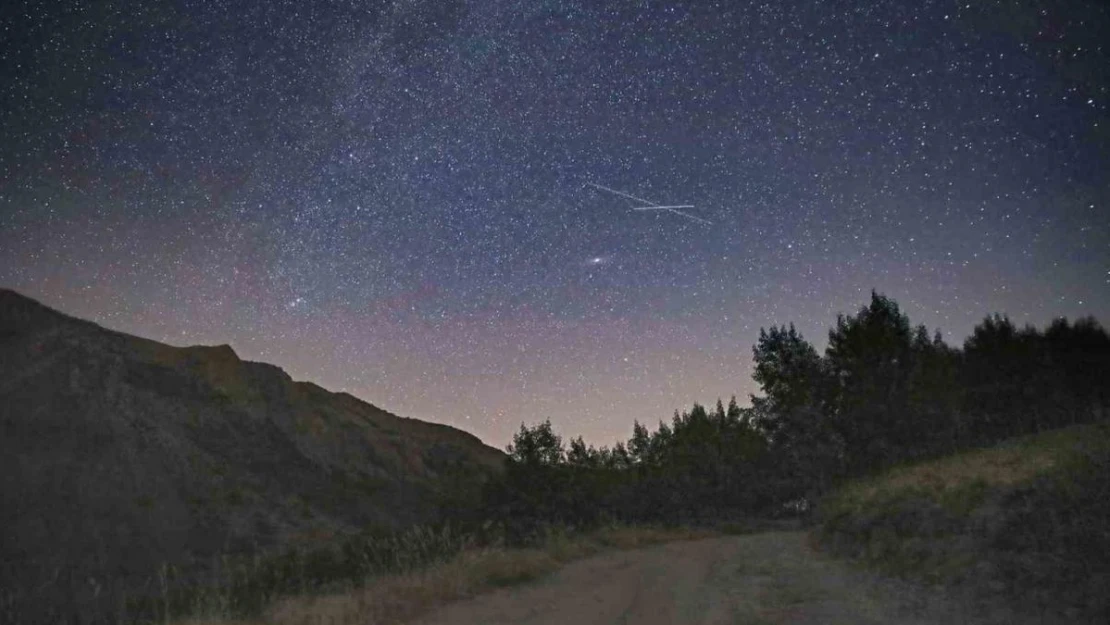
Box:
[587, 182, 711, 225]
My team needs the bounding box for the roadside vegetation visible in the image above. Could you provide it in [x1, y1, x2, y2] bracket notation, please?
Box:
[82, 524, 714, 625]
[816, 422, 1110, 622]
[2, 518, 717, 625]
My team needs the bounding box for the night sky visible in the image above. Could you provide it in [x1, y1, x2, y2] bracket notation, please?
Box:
[2, 0, 1108, 446]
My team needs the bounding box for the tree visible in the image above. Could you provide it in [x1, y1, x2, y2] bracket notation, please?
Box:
[497, 420, 569, 537]
[906, 326, 962, 454]
[606, 441, 632, 470]
[962, 315, 1049, 441]
[825, 292, 915, 474]
[566, 436, 598, 468]
[726, 396, 744, 425]
[506, 419, 564, 466]
[748, 323, 837, 494]
[751, 324, 825, 430]
[628, 420, 652, 466]
[1044, 317, 1110, 426]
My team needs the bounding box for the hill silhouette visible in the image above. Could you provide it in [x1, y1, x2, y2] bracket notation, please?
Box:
[0, 288, 503, 617]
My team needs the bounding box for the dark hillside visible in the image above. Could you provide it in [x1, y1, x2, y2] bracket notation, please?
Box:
[0, 288, 503, 619]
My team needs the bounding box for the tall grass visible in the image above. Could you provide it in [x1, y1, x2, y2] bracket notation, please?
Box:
[6, 520, 713, 625]
[131, 523, 470, 622]
[0, 524, 470, 625]
[255, 523, 715, 625]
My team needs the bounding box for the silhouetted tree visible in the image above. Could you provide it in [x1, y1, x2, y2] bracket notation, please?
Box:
[962, 315, 1053, 440]
[1044, 317, 1110, 425]
[906, 326, 962, 454]
[506, 419, 564, 466]
[751, 324, 825, 426]
[566, 436, 597, 468]
[748, 323, 838, 499]
[628, 420, 652, 466]
[495, 420, 571, 538]
[825, 292, 916, 474]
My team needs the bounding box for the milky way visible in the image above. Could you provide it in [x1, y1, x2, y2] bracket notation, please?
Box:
[2, 0, 1108, 445]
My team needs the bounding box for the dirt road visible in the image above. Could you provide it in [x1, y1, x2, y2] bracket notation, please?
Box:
[413, 531, 1047, 625]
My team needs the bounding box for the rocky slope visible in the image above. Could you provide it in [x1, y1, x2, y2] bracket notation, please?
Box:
[0, 288, 503, 618]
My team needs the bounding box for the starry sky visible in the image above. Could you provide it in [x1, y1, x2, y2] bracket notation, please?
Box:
[2, 0, 1108, 446]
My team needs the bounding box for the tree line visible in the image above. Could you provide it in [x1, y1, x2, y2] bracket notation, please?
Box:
[465, 292, 1110, 537]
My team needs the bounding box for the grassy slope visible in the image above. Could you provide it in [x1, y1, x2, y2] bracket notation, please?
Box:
[816, 421, 1110, 622]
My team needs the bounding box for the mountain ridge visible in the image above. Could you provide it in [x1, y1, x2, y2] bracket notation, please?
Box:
[0, 288, 503, 616]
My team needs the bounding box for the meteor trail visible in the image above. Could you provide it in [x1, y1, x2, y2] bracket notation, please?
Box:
[587, 182, 712, 225]
[648, 207, 713, 225]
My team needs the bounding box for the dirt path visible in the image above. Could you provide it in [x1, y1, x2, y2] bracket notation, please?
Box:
[413, 531, 1040, 625]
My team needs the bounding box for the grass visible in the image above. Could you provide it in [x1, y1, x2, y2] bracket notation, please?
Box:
[819, 421, 1110, 539]
[173, 524, 715, 625]
[815, 420, 1110, 622]
[5, 507, 715, 625]
[834, 423, 1104, 503]
[61, 524, 476, 624]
